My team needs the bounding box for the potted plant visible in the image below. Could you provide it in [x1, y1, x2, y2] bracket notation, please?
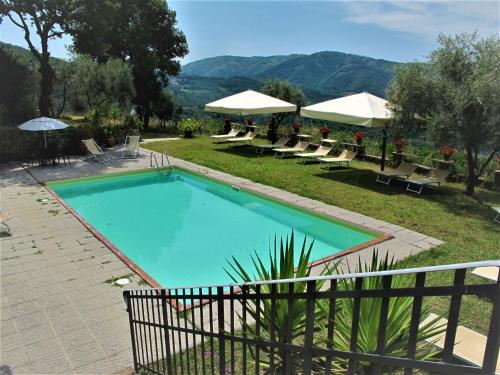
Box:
[393, 137, 407, 153]
[495, 154, 500, 189]
[178, 117, 200, 138]
[292, 122, 301, 134]
[223, 115, 232, 134]
[319, 126, 331, 139]
[353, 132, 366, 145]
[439, 146, 456, 161]
[104, 127, 115, 147]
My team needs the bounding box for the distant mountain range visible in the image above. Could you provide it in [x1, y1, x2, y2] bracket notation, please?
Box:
[1, 42, 400, 108]
[174, 52, 399, 106]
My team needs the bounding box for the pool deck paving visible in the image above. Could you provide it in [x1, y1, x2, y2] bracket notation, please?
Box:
[1, 146, 444, 374]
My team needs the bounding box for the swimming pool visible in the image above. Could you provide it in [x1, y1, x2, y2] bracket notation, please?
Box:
[48, 168, 382, 288]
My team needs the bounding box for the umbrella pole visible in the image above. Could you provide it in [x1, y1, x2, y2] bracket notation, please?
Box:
[381, 127, 388, 171]
[44, 131, 47, 148]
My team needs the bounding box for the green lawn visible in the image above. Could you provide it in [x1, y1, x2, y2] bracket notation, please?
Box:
[143, 136, 500, 334]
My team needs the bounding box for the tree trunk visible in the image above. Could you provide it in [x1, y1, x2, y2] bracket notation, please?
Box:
[39, 46, 53, 116]
[143, 102, 150, 129]
[465, 145, 477, 196]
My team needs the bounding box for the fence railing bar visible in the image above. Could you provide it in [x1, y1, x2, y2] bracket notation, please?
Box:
[182, 289, 191, 374]
[160, 290, 173, 375]
[443, 268, 466, 363]
[190, 288, 198, 375]
[373, 274, 392, 375]
[242, 285, 248, 375]
[404, 272, 426, 375]
[124, 261, 500, 292]
[125, 291, 139, 373]
[483, 272, 500, 373]
[284, 281, 294, 374]
[174, 290, 184, 374]
[148, 290, 160, 374]
[217, 286, 226, 375]
[168, 290, 178, 375]
[229, 286, 235, 375]
[128, 283, 497, 302]
[254, 284, 261, 375]
[324, 279, 338, 375]
[269, 283, 277, 374]
[347, 277, 363, 375]
[208, 287, 215, 375]
[198, 287, 206, 375]
[303, 280, 316, 375]
[139, 292, 149, 371]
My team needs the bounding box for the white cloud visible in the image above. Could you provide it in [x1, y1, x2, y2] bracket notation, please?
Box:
[343, 1, 499, 40]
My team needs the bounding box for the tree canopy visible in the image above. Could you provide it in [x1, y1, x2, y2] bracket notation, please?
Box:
[68, 0, 189, 127]
[387, 33, 500, 196]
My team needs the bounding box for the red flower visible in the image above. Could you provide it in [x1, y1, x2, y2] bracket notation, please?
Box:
[319, 126, 331, 134]
[393, 138, 406, 148]
[224, 115, 232, 121]
[439, 146, 456, 156]
[353, 132, 366, 140]
[245, 117, 254, 125]
[293, 122, 302, 130]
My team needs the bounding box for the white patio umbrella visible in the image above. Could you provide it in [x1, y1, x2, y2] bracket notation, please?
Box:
[205, 89, 297, 115]
[300, 92, 393, 170]
[18, 117, 69, 147]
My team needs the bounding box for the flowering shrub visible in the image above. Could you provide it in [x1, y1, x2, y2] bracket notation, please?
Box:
[293, 122, 302, 130]
[224, 115, 232, 122]
[353, 132, 367, 140]
[439, 146, 456, 156]
[245, 117, 254, 125]
[319, 126, 331, 134]
[393, 137, 407, 150]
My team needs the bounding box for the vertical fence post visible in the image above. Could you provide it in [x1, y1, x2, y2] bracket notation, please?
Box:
[483, 271, 500, 373]
[217, 286, 226, 375]
[161, 290, 173, 375]
[442, 269, 466, 363]
[405, 272, 426, 375]
[303, 280, 317, 375]
[348, 277, 363, 375]
[124, 290, 139, 373]
[373, 275, 392, 375]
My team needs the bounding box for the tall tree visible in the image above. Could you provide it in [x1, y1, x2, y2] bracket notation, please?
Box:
[68, 0, 188, 128]
[0, 46, 36, 125]
[387, 33, 500, 196]
[0, 0, 74, 116]
[261, 79, 306, 141]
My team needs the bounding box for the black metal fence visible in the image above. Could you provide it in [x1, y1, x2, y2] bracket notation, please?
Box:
[123, 261, 500, 374]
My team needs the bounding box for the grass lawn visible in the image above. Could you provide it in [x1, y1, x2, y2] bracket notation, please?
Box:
[143, 136, 500, 334]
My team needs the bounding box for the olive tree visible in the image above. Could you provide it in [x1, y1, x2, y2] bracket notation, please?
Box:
[387, 33, 500, 196]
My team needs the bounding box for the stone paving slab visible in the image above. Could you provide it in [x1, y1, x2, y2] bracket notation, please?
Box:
[0, 147, 444, 374]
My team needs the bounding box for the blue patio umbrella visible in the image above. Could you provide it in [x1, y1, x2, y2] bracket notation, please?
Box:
[18, 117, 69, 147]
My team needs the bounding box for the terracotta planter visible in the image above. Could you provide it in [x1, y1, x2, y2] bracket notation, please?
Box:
[356, 138, 363, 146]
[442, 154, 451, 161]
[321, 132, 330, 139]
[495, 170, 500, 189]
[184, 130, 193, 138]
[105, 137, 115, 147]
[293, 127, 300, 134]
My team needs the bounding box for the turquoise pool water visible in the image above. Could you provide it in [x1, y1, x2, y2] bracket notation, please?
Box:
[49, 169, 378, 288]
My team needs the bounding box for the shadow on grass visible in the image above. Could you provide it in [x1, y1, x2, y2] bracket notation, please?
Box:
[213, 145, 262, 159]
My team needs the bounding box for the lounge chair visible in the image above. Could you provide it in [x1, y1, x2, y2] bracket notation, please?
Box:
[253, 136, 289, 155]
[376, 161, 418, 185]
[0, 212, 11, 237]
[211, 126, 240, 143]
[318, 149, 357, 170]
[405, 168, 448, 195]
[273, 138, 311, 159]
[122, 135, 140, 159]
[422, 313, 500, 374]
[295, 139, 337, 163]
[82, 138, 110, 163]
[227, 129, 259, 145]
[493, 207, 500, 224]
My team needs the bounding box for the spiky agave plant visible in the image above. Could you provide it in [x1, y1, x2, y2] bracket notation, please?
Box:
[317, 251, 445, 374]
[225, 231, 328, 373]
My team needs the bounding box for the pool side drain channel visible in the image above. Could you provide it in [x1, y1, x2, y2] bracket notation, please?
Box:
[232, 185, 240, 191]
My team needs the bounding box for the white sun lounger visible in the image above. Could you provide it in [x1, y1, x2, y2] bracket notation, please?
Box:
[376, 161, 418, 185]
[254, 137, 289, 155]
[82, 138, 110, 163]
[318, 149, 357, 169]
[295, 139, 337, 163]
[227, 129, 259, 144]
[122, 135, 140, 159]
[493, 207, 500, 224]
[405, 168, 449, 195]
[422, 313, 500, 374]
[211, 127, 240, 143]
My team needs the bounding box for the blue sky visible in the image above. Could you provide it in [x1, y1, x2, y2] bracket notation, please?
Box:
[1, 1, 498, 64]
